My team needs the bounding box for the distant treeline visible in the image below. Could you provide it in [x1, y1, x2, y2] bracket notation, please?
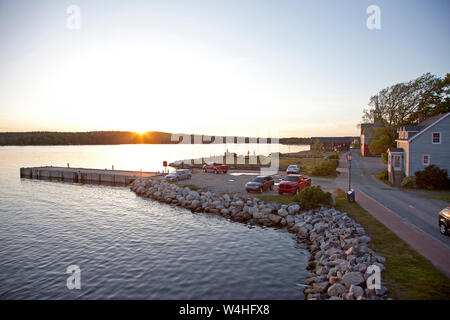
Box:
[0, 131, 314, 146]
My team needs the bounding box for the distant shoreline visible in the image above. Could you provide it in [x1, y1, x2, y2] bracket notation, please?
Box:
[0, 131, 313, 146]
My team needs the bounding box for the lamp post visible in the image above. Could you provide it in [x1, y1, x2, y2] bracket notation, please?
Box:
[347, 153, 352, 191]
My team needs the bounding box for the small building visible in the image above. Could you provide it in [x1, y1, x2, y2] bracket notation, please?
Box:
[388, 112, 450, 186]
[360, 105, 383, 156]
[310, 137, 354, 152]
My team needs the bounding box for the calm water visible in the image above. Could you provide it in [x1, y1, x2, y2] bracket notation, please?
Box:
[0, 145, 309, 299]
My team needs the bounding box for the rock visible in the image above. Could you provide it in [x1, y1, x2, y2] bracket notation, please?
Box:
[327, 283, 346, 296]
[268, 214, 281, 224]
[375, 286, 387, 296]
[349, 285, 364, 299]
[343, 272, 365, 287]
[287, 204, 300, 215]
[285, 215, 295, 225]
[277, 208, 288, 217]
[313, 281, 329, 293]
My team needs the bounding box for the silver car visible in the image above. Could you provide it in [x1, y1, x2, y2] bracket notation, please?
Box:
[286, 165, 300, 174]
[166, 169, 191, 182]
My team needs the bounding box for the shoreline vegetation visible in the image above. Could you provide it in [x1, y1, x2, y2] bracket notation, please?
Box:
[0, 131, 349, 146]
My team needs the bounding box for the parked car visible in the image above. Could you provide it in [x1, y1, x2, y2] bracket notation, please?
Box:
[165, 169, 191, 182]
[439, 206, 450, 235]
[278, 175, 311, 195]
[202, 162, 229, 174]
[245, 176, 274, 193]
[286, 164, 300, 174]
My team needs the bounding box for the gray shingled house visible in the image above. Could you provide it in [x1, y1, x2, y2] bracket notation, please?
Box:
[388, 112, 450, 186]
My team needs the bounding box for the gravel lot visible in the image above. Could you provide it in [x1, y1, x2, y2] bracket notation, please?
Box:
[175, 169, 337, 196]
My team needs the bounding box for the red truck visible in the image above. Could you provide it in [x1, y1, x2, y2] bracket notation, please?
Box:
[278, 175, 311, 195]
[202, 162, 229, 174]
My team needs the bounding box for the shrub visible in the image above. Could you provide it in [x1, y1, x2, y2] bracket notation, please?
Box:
[293, 186, 333, 210]
[415, 165, 450, 190]
[400, 176, 417, 189]
[328, 154, 340, 160]
[311, 161, 337, 177]
[376, 170, 388, 181]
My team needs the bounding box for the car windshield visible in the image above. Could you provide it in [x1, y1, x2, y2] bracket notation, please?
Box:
[284, 176, 299, 182]
[252, 177, 264, 183]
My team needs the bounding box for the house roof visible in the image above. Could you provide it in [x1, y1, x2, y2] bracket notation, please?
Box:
[407, 112, 450, 143]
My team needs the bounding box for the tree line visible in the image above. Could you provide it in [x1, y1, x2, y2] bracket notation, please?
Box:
[0, 131, 314, 146]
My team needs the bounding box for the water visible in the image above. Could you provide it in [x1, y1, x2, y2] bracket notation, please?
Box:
[0, 145, 309, 299]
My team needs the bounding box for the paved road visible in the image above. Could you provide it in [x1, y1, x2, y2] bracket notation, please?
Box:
[344, 151, 450, 249]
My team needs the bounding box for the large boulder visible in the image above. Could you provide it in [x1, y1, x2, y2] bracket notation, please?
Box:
[343, 272, 365, 287]
[287, 204, 300, 215]
[268, 214, 281, 224]
[277, 208, 288, 217]
[327, 283, 346, 297]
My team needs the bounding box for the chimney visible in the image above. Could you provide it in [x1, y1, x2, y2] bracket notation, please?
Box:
[418, 113, 424, 124]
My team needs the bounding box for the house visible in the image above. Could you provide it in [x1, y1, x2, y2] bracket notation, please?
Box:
[387, 112, 450, 186]
[360, 105, 383, 156]
[310, 137, 354, 152]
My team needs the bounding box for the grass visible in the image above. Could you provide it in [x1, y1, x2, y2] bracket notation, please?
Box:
[334, 189, 450, 300]
[279, 156, 339, 178]
[257, 194, 296, 205]
[375, 170, 393, 187]
[181, 184, 202, 191]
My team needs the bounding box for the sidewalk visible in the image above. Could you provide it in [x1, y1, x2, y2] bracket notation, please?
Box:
[337, 154, 450, 277]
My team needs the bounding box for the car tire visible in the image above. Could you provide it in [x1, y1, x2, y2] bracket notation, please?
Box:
[278, 191, 282, 195]
[439, 222, 448, 235]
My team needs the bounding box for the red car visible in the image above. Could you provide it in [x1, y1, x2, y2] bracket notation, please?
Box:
[202, 162, 229, 174]
[278, 175, 311, 195]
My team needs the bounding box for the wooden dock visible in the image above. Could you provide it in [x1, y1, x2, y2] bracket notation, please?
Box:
[20, 166, 161, 185]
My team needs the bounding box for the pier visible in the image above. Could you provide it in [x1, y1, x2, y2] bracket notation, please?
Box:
[20, 166, 160, 185]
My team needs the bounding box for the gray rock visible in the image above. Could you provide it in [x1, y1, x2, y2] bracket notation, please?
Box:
[343, 272, 365, 287]
[349, 285, 364, 299]
[277, 208, 288, 217]
[327, 283, 346, 296]
[268, 214, 281, 224]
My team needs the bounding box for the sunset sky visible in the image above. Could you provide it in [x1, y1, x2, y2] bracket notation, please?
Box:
[0, 0, 449, 137]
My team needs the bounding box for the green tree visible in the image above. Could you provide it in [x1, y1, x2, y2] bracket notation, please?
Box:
[311, 139, 324, 155]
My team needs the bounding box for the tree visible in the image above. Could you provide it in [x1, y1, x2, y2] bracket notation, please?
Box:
[361, 73, 449, 158]
[311, 139, 324, 155]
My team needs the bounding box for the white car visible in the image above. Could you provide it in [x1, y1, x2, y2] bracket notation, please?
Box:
[165, 169, 191, 182]
[286, 165, 300, 174]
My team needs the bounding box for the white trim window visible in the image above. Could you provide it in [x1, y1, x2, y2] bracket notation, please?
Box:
[432, 132, 441, 144]
[393, 155, 401, 170]
[423, 154, 430, 166]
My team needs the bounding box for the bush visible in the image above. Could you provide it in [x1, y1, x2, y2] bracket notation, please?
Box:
[311, 161, 337, 177]
[328, 154, 340, 160]
[401, 176, 417, 189]
[414, 165, 450, 190]
[376, 170, 388, 181]
[293, 186, 333, 210]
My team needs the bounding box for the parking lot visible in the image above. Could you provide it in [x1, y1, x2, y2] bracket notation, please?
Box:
[175, 169, 326, 196]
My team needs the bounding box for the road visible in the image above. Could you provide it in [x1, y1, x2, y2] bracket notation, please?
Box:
[344, 151, 450, 249]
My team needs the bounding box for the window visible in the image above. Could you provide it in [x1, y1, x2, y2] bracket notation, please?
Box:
[432, 132, 441, 144]
[423, 155, 430, 166]
[394, 155, 401, 168]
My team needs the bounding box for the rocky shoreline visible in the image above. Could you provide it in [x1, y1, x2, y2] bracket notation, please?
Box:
[130, 177, 387, 300]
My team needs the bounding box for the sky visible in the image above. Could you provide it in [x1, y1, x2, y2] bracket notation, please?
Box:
[0, 0, 449, 138]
